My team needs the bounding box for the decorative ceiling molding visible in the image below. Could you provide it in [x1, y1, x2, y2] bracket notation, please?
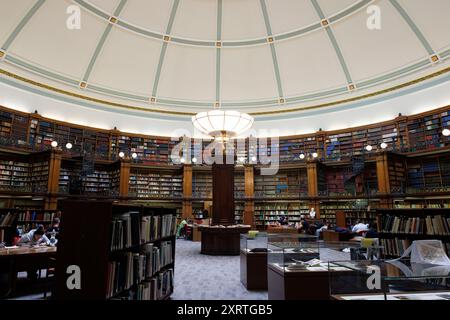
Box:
[310, 0, 353, 86]
[260, 0, 284, 100]
[151, 0, 180, 101]
[389, 0, 435, 56]
[71, 0, 374, 48]
[81, 0, 128, 85]
[3, 49, 449, 110]
[1, 0, 46, 51]
[2, 65, 450, 119]
[216, 0, 222, 104]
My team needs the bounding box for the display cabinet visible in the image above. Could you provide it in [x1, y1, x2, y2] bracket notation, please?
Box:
[268, 238, 320, 272]
[329, 259, 450, 300]
[240, 232, 269, 290]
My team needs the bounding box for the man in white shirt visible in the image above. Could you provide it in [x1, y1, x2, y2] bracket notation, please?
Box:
[19, 226, 50, 246]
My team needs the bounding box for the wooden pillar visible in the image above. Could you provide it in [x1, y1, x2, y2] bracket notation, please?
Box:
[47, 150, 62, 194]
[182, 164, 192, 219]
[45, 150, 62, 210]
[376, 152, 390, 195]
[244, 165, 254, 227]
[307, 161, 318, 197]
[119, 159, 131, 198]
[212, 162, 235, 225]
[376, 152, 393, 208]
[307, 161, 321, 218]
[45, 198, 58, 210]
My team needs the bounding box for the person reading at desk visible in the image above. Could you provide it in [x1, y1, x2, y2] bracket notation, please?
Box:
[18, 225, 50, 247]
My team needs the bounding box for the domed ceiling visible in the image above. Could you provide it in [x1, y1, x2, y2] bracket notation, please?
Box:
[1, 0, 450, 133]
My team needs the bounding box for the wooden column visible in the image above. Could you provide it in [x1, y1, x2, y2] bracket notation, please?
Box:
[182, 164, 192, 219]
[119, 159, 131, 198]
[376, 152, 393, 208]
[307, 161, 318, 197]
[212, 162, 235, 225]
[46, 150, 62, 210]
[376, 152, 390, 195]
[47, 150, 62, 194]
[244, 165, 254, 227]
[307, 161, 320, 218]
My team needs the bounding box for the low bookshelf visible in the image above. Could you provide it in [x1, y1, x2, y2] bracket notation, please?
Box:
[55, 200, 177, 300]
[377, 208, 450, 258]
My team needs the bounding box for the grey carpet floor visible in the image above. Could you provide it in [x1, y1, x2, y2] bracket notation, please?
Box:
[171, 240, 350, 300]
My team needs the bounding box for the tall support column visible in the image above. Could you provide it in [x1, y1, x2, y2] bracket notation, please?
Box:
[244, 164, 254, 227]
[46, 150, 62, 210]
[118, 159, 131, 198]
[307, 160, 321, 218]
[376, 152, 393, 208]
[212, 162, 235, 225]
[182, 164, 192, 219]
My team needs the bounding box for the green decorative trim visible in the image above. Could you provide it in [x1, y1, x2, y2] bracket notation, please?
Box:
[216, 0, 222, 103]
[152, 0, 180, 98]
[311, 0, 353, 85]
[260, 0, 284, 98]
[389, 0, 434, 55]
[73, 0, 372, 48]
[2, 66, 450, 118]
[4, 47, 449, 110]
[5, 55, 79, 85]
[329, 0, 371, 23]
[82, 0, 128, 83]
[2, 0, 46, 50]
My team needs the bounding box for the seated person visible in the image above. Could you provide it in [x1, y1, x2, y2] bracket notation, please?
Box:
[46, 217, 60, 235]
[19, 225, 50, 246]
[315, 220, 328, 237]
[351, 221, 369, 234]
[295, 219, 309, 233]
[278, 215, 288, 226]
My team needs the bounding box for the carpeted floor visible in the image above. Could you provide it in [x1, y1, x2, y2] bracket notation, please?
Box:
[171, 239, 350, 300]
[172, 240, 268, 300]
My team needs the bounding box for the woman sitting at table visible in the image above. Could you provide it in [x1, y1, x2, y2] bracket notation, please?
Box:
[18, 225, 50, 246]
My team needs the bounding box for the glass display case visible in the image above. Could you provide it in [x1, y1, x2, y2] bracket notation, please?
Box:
[268, 237, 321, 272]
[240, 232, 269, 253]
[329, 259, 450, 300]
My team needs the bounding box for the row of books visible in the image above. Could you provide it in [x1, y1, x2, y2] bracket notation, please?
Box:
[380, 238, 411, 257]
[0, 212, 16, 226]
[134, 269, 174, 300]
[380, 215, 450, 235]
[110, 212, 141, 251]
[106, 242, 173, 299]
[380, 238, 450, 257]
[141, 214, 177, 242]
[16, 211, 56, 222]
[111, 212, 177, 251]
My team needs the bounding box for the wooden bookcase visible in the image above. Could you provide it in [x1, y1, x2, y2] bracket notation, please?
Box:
[128, 166, 182, 199]
[377, 208, 450, 258]
[54, 200, 177, 300]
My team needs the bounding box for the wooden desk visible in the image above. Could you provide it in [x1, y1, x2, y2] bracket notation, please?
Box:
[322, 230, 354, 242]
[0, 246, 57, 298]
[192, 226, 202, 242]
